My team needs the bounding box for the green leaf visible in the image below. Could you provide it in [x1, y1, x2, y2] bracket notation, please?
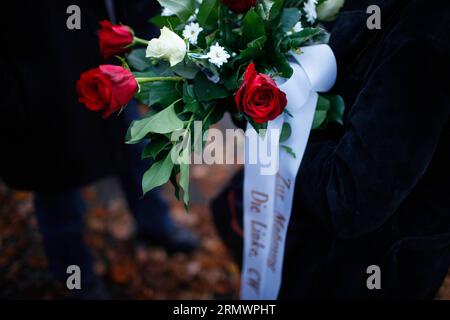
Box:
[171, 131, 191, 208]
[133, 66, 179, 106]
[248, 117, 268, 134]
[218, 4, 237, 46]
[156, 0, 196, 22]
[142, 138, 171, 160]
[224, 65, 244, 91]
[148, 81, 182, 107]
[183, 83, 204, 116]
[326, 94, 345, 125]
[280, 8, 301, 32]
[281, 145, 296, 158]
[170, 169, 181, 200]
[236, 36, 267, 62]
[171, 63, 199, 79]
[242, 9, 266, 45]
[270, 51, 293, 78]
[180, 161, 190, 208]
[127, 103, 184, 144]
[135, 83, 152, 106]
[205, 30, 219, 47]
[142, 151, 174, 195]
[127, 49, 151, 72]
[312, 109, 328, 130]
[290, 28, 326, 48]
[268, 0, 285, 22]
[317, 95, 331, 112]
[150, 15, 182, 29]
[182, 82, 196, 102]
[197, 0, 219, 26]
[194, 73, 229, 102]
[280, 122, 292, 143]
[133, 62, 173, 77]
[261, 0, 275, 19]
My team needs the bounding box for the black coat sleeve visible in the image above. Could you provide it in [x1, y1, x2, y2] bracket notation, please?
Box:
[295, 36, 450, 238]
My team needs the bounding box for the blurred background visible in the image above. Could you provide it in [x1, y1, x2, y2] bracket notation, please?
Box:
[0, 118, 244, 299]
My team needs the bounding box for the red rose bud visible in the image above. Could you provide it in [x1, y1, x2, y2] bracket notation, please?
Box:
[221, 0, 256, 13]
[77, 65, 138, 118]
[98, 20, 134, 59]
[235, 63, 287, 124]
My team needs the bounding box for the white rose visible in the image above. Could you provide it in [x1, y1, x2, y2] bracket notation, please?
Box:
[146, 27, 187, 67]
[317, 0, 345, 22]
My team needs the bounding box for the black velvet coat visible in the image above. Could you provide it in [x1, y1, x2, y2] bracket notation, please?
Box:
[0, 0, 159, 191]
[212, 0, 450, 299]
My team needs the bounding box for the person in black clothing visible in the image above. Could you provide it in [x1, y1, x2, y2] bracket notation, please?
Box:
[0, 0, 199, 299]
[213, 0, 450, 299]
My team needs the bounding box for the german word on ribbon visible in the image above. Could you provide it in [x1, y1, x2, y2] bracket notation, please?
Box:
[241, 44, 337, 300]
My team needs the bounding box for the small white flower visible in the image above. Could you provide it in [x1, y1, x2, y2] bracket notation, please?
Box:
[293, 21, 304, 33]
[303, 0, 318, 24]
[206, 43, 231, 68]
[182, 22, 204, 46]
[161, 8, 174, 16]
[146, 27, 187, 66]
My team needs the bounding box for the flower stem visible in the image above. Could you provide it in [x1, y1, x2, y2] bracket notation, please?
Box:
[133, 37, 149, 46]
[136, 76, 184, 84]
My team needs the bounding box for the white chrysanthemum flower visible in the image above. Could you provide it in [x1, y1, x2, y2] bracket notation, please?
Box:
[304, 0, 318, 24]
[161, 8, 173, 16]
[183, 22, 203, 45]
[206, 43, 231, 68]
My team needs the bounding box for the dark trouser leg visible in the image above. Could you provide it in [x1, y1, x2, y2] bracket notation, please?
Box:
[34, 190, 96, 288]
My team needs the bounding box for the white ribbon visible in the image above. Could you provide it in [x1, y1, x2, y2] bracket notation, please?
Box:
[241, 45, 337, 300]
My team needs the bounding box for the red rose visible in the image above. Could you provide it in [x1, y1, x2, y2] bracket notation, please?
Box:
[235, 63, 287, 124]
[77, 65, 138, 118]
[98, 20, 134, 59]
[221, 0, 256, 13]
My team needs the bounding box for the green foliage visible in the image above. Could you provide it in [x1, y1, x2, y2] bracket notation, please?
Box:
[142, 137, 171, 160]
[127, 103, 184, 144]
[325, 94, 345, 125]
[150, 15, 182, 30]
[197, 0, 219, 26]
[312, 94, 346, 130]
[280, 122, 292, 143]
[280, 8, 302, 32]
[242, 9, 266, 45]
[156, 0, 196, 22]
[120, 0, 344, 207]
[193, 73, 229, 102]
[142, 151, 174, 195]
[127, 49, 151, 72]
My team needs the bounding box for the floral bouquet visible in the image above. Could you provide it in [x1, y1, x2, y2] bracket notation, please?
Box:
[77, 0, 345, 208]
